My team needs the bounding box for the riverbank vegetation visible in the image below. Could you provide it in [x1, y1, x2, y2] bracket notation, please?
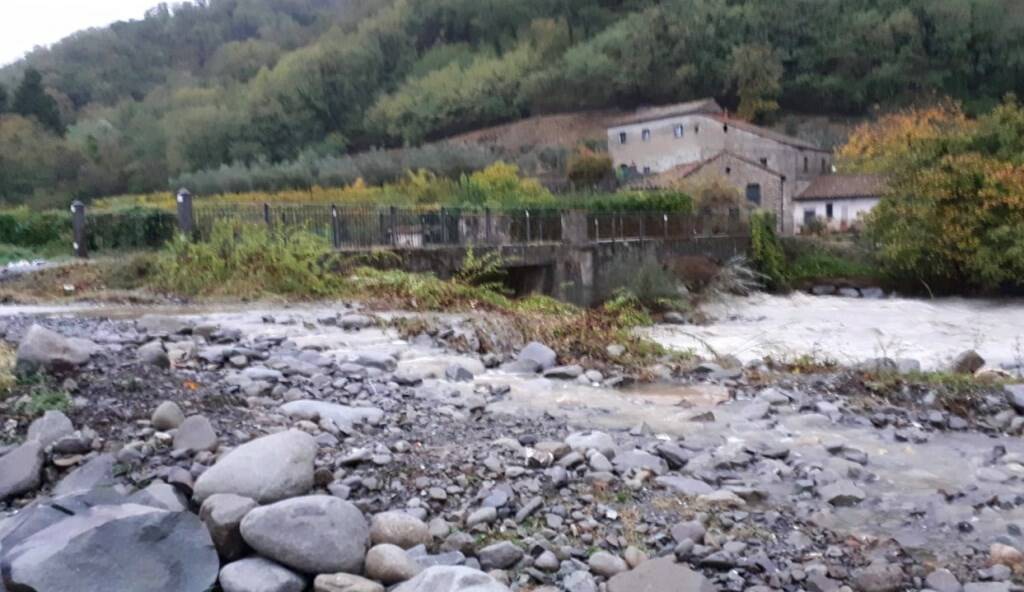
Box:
[845, 97, 1024, 295]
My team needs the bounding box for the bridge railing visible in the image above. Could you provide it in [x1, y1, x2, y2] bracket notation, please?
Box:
[67, 198, 749, 258]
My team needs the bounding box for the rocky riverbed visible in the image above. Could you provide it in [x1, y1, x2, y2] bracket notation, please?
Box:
[1, 304, 1024, 592]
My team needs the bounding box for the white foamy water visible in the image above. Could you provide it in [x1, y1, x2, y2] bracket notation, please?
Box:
[645, 292, 1024, 371]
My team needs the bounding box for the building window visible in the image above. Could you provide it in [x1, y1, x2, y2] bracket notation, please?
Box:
[746, 184, 762, 206]
[641, 129, 651, 142]
[673, 124, 684, 138]
[725, 167, 732, 175]
[826, 203, 834, 219]
[723, 123, 729, 133]
[821, 158, 827, 173]
[618, 132, 627, 144]
[803, 209, 816, 226]
[643, 166, 651, 175]
[803, 157, 809, 173]
[759, 157, 768, 167]
[694, 124, 700, 134]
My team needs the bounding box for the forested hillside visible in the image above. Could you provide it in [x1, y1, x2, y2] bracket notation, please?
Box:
[1, 0, 1022, 207]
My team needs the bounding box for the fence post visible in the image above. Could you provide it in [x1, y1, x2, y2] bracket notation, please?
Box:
[440, 208, 448, 244]
[594, 217, 599, 242]
[331, 205, 341, 249]
[70, 201, 87, 258]
[389, 206, 398, 246]
[485, 208, 492, 244]
[664, 213, 669, 239]
[525, 210, 531, 243]
[263, 203, 271, 227]
[176, 188, 194, 236]
[639, 214, 645, 245]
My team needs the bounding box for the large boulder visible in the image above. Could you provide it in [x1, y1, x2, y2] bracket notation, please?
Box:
[516, 342, 557, 371]
[16, 324, 99, 375]
[193, 430, 316, 503]
[392, 566, 511, 592]
[53, 453, 117, 496]
[0, 503, 218, 592]
[364, 544, 422, 584]
[279, 401, 384, 431]
[950, 350, 985, 374]
[240, 495, 370, 574]
[0, 441, 43, 500]
[219, 557, 306, 592]
[138, 340, 170, 369]
[607, 557, 717, 592]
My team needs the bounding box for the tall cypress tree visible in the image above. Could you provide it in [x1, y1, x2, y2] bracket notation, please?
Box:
[13, 68, 63, 133]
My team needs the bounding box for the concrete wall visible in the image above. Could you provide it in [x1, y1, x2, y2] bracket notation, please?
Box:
[793, 197, 879, 232]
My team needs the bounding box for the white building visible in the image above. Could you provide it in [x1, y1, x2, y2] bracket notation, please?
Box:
[793, 174, 888, 233]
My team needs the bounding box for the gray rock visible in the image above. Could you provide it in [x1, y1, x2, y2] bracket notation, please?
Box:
[963, 584, 1010, 592]
[950, 350, 985, 374]
[152, 401, 186, 431]
[365, 543, 423, 584]
[392, 566, 511, 592]
[445, 364, 475, 382]
[53, 453, 117, 496]
[128, 480, 189, 511]
[477, 541, 523, 570]
[564, 570, 598, 592]
[26, 410, 73, 447]
[193, 430, 316, 503]
[838, 287, 861, 298]
[607, 556, 716, 592]
[16, 324, 98, 375]
[370, 512, 431, 549]
[240, 495, 370, 574]
[925, 569, 962, 592]
[466, 507, 497, 528]
[517, 342, 557, 371]
[1005, 384, 1024, 414]
[200, 493, 258, 560]
[851, 560, 904, 592]
[860, 287, 885, 299]
[137, 315, 193, 335]
[589, 551, 629, 577]
[340, 314, 374, 331]
[173, 415, 218, 452]
[543, 365, 584, 380]
[353, 352, 396, 371]
[0, 441, 43, 500]
[613, 450, 668, 475]
[280, 400, 384, 430]
[0, 503, 218, 592]
[220, 557, 305, 592]
[565, 431, 616, 457]
[671, 520, 706, 544]
[314, 573, 385, 592]
[655, 475, 713, 496]
[138, 340, 170, 369]
[819, 481, 866, 506]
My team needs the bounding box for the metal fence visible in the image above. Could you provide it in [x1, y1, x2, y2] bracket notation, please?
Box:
[68, 197, 749, 258]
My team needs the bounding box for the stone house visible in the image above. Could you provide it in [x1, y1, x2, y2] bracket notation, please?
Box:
[793, 174, 887, 233]
[607, 98, 833, 233]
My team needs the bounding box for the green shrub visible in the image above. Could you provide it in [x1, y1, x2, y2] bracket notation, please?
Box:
[567, 150, 613, 188]
[0, 208, 69, 249]
[598, 252, 683, 309]
[18, 387, 71, 416]
[749, 211, 789, 291]
[86, 208, 178, 251]
[154, 222, 344, 298]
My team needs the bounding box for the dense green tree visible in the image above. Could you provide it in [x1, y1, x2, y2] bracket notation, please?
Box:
[729, 44, 783, 123]
[12, 69, 63, 134]
[0, 84, 8, 112]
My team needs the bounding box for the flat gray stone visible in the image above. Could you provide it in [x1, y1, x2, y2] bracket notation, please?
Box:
[565, 431, 616, 457]
[543, 364, 584, 380]
[607, 556, 717, 592]
[314, 572, 384, 592]
[193, 430, 316, 504]
[53, 453, 117, 496]
[152, 401, 185, 431]
[219, 557, 306, 592]
[0, 503, 218, 592]
[477, 541, 522, 570]
[392, 566, 511, 592]
[279, 400, 384, 430]
[365, 543, 422, 584]
[0, 441, 43, 500]
[655, 475, 713, 496]
[240, 495, 370, 574]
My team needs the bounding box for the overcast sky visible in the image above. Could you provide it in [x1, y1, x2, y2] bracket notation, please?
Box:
[1, 0, 158, 66]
